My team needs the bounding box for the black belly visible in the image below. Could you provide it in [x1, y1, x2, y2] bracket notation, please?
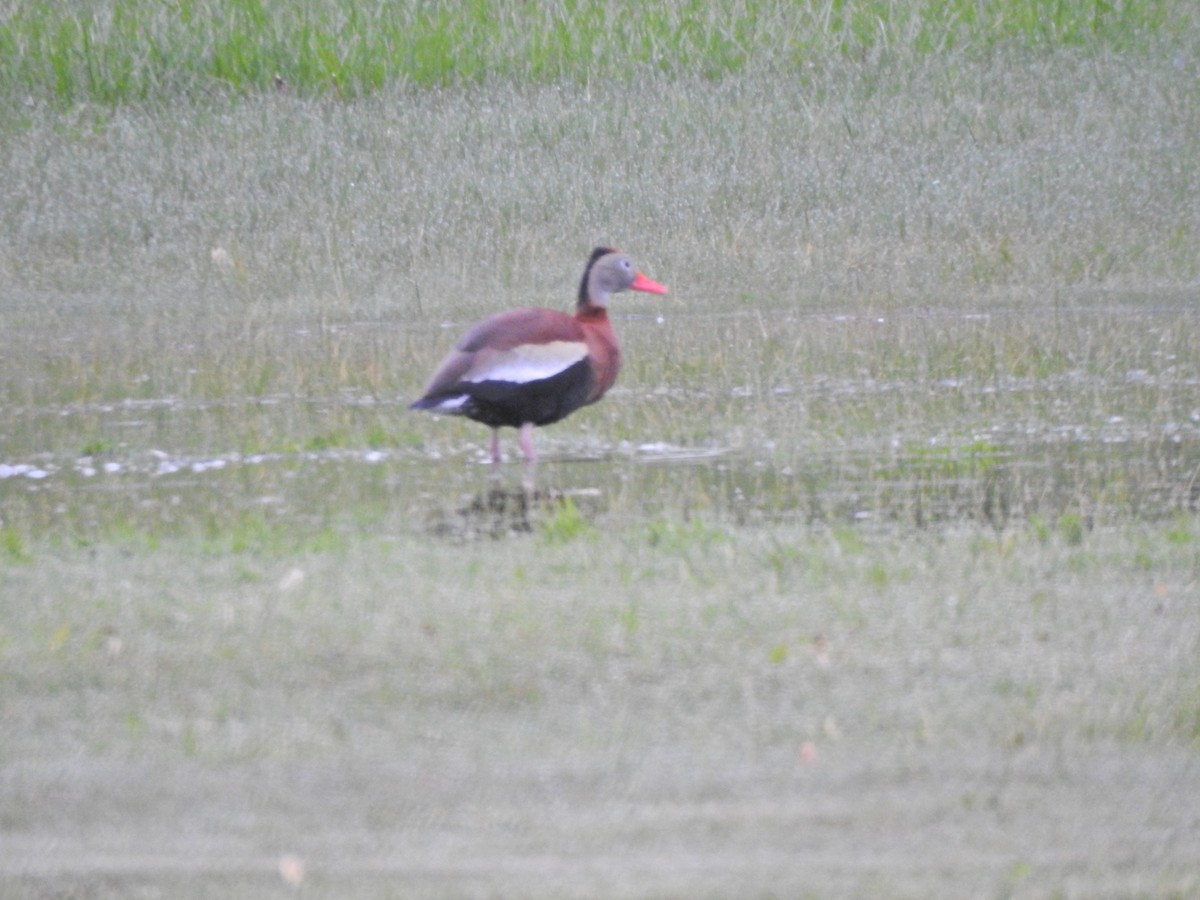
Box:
[457, 358, 594, 428]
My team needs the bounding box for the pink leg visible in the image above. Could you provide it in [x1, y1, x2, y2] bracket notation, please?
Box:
[518, 422, 537, 462]
[490, 428, 502, 464]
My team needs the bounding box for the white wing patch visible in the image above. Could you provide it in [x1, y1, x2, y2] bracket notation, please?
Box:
[467, 341, 588, 385]
[425, 394, 470, 412]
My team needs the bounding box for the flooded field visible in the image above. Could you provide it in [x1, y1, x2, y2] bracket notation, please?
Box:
[2, 402, 1197, 543]
[4, 296, 1199, 896]
[3, 43, 1200, 896]
[4, 301, 1198, 543]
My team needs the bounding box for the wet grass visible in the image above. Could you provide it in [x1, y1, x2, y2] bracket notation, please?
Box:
[2, 15, 1200, 897]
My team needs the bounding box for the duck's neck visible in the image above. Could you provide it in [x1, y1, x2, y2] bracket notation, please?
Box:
[576, 303, 609, 324]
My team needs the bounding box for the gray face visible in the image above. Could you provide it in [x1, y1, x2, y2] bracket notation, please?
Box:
[587, 253, 637, 307]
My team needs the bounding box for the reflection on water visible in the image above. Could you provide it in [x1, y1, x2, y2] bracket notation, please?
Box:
[427, 485, 534, 540]
[2, 432, 1197, 542]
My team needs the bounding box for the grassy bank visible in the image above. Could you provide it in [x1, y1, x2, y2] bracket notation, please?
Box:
[6, 512, 1200, 765]
[3, 514, 1199, 895]
[0, 0, 1194, 105]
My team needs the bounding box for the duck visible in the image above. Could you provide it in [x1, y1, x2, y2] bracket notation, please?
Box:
[411, 247, 668, 462]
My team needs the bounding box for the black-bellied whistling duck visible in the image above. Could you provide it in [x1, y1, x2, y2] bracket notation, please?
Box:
[411, 247, 668, 462]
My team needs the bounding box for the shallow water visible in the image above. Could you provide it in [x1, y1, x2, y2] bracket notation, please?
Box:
[3, 407, 1197, 543]
[4, 300, 1200, 543]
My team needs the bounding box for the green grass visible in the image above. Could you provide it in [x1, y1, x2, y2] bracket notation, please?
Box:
[2, 9, 1200, 893]
[538, 494, 595, 543]
[2, 515, 1198, 893]
[0, 0, 1193, 105]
